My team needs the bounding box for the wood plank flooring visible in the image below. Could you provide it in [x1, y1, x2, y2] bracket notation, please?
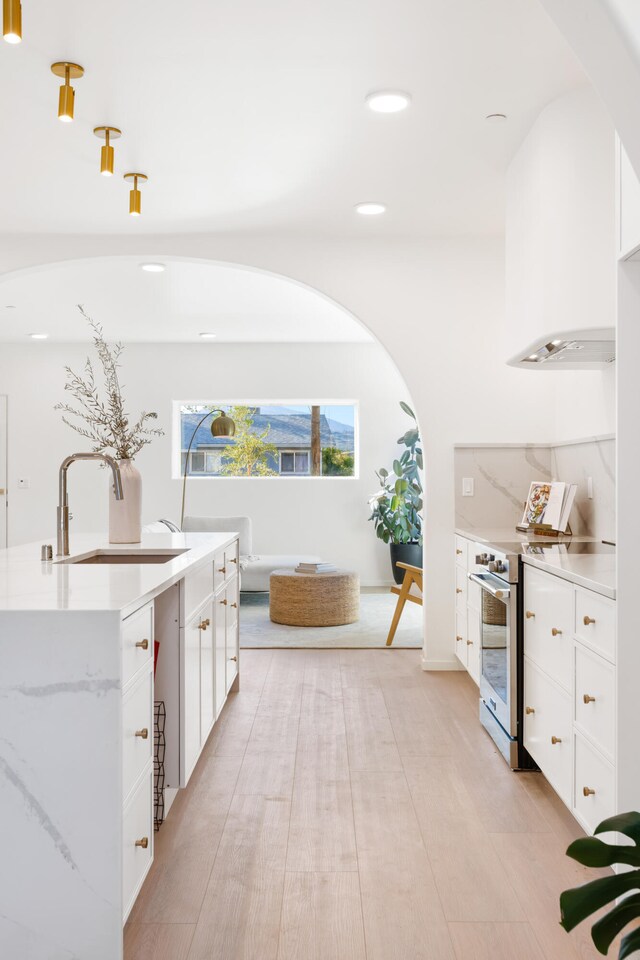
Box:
[126, 649, 609, 960]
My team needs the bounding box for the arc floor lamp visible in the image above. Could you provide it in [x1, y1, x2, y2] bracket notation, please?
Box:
[180, 408, 236, 527]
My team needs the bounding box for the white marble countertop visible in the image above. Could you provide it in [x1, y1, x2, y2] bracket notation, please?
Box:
[521, 552, 616, 600]
[0, 531, 237, 615]
[455, 526, 598, 546]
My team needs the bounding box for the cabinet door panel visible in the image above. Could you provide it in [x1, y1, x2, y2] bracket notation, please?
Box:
[575, 588, 615, 663]
[524, 657, 572, 805]
[200, 601, 215, 744]
[226, 580, 239, 692]
[574, 731, 616, 835]
[574, 643, 615, 761]
[215, 588, 227, 717]
[455, 610, 467, 668]
[466, 605, 480, 685]
[524, 567, 573, 691]
[182, 609, 202, 784]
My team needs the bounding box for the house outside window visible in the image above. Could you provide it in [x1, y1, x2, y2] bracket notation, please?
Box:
[176, 402, 357, 478]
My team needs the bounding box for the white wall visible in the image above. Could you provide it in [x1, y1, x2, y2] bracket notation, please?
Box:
[0, 233, 566, 669]
[0, 340, 412, 585]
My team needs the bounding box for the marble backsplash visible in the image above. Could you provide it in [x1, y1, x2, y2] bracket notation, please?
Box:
[454, 436, 615, 543]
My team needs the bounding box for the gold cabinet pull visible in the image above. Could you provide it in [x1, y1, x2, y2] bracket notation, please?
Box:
[551, 735, 562, 745]
[583, 615, 596, 626]
[229, 655, 237, 662]
[135, 837, 149, 849]
[230, 601, 237, 608]
[583, 786, 595, 797]
[525, 611, 535, 620]
[466, 639, 473, 645]
[525, 706, 535, 715]
[456, 549, 463, 555]
[230, 557, 237, 564]
[135, 638, 149, 650]
[198, 618, 210, 630]
[583, 694, 596, 704]
[220, 598, 228, 606]
[456, 588, 463, 594]
[219, 566, 226, 574]
[135, 728, 149, 739]
[551, 627, 562, 637]
[455, 635, 463, 642]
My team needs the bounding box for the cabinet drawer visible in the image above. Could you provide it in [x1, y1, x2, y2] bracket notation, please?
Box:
[455, 610, 467, 667]
[455, 536, 468, 569]
[122, 765, 153, 921]
[225, 582, 239, 693]
[573, 731, 616, 835]
[122, 601, 154, 687]
[225, 540, 240, 579]
[184, 562, 214, 624]
[122, 665, 154, 802]
[575, 588, 615, 663]
[574, 644, 615, 761]
[523, 657, 572, 805]
[455, 566, 467, 612]
[213, 547, 229, 592]
[466, 605, 480, 686]
[524, 568, 573, 691]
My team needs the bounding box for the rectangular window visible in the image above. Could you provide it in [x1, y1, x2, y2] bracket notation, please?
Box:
[176, 402, 357, 478]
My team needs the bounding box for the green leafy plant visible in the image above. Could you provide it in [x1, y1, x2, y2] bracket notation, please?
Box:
[368, 401, 423, 545]
[219, 405, 278, 476]
[322, 446, 355, 476]
[560, 811, 640, 958]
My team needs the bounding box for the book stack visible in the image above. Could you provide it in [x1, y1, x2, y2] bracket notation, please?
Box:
[519, 480, 578, 534]
[295, 561, 338, 574]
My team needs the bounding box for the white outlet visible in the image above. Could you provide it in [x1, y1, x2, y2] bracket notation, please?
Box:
[462, 477, 474, 497]
[587, 476, 594, 499]
[17, 478, 30, 489]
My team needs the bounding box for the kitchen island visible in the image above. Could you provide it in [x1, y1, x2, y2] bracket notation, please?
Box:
[0, 531, 240, 960]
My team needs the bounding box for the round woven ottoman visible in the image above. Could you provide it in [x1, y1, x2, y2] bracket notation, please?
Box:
[269, 569, 360, 627]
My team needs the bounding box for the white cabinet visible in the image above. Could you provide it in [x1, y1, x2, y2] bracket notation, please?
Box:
[215, 583, 227, 717]
[452, 536, 482, 685]
[182, 603, 205, 783]
[466, 605, 480, 685]
[226, 578, 239, 692]
[523, 563, 616, 835]
[617, 136, 640, 260]
[200, 601, 215, 743]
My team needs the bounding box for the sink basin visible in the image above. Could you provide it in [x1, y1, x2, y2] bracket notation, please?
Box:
[59, 549, 189, 565]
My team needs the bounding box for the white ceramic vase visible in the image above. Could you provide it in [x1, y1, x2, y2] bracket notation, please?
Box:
[109, 458, 142, 544]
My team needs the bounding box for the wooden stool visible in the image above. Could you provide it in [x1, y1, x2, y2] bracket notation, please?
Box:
[386, 562, 422, 646]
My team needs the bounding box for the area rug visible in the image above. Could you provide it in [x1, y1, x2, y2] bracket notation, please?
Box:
[239, 588, 423, 648]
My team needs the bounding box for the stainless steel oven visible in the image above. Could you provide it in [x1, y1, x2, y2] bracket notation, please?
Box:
[468, 547, 530, 769]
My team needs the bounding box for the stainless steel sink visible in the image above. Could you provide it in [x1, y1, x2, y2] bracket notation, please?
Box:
[58, 549, 189, 565]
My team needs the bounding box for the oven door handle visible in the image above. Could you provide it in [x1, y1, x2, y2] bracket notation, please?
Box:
[467, 572, 510, 600]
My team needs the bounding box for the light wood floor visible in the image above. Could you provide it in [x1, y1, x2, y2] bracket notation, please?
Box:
[125, 649, 608, 960]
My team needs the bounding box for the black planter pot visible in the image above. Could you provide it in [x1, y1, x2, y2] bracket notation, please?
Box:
[390, 542, 423, 585]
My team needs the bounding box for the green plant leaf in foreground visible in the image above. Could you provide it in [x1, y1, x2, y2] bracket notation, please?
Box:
[595, 813, 640, 845]
[619, 927, 640, 960]
[566, 836, 640, 869]
[560, 871, 640, 933]
[399, 401, 416, 419]
[591, 893, 640, 954]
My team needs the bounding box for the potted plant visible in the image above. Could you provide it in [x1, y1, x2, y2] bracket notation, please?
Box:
[55, 306, 164, 543]
[560, 810, 640, 958]
[368, 401, 423, 584]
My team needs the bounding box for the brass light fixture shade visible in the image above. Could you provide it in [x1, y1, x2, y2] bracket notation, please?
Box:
[124, 172, 148, 216]
[51, 62, 84, 122]
[3, 0, 22, 43]
[180, 409, 236, 527]
[93, 126, 122, 176]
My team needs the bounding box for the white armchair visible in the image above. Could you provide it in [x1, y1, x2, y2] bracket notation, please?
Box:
[182, 515, 321, 592]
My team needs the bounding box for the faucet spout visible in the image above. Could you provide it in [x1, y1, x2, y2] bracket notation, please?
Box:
[56, 453, 124, 557]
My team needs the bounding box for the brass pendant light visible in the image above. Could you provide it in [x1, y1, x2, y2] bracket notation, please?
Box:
[3, 0, 22, 43]
[93, 126, 122, 176]
[51, 61, 84, 122]
[124, 172, 148, 216]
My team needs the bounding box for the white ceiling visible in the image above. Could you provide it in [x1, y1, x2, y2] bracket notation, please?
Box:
[0, 257, 373, 342]
[0, 0, 585, 237]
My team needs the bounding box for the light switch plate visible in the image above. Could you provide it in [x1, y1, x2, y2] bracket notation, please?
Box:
[462, 477, 474, 497]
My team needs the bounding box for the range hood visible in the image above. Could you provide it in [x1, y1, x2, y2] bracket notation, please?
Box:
[508, 327, 615, 370]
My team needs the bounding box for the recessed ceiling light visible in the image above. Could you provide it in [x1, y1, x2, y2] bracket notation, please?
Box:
[140, 263, 165, 273]
[199, 332, 217, 339]
[366, 91, 411, 114]
[28, 333, 48, 340]
[355, 202, 386, 216]
[485, 113, 507, 122]
[5, 304, 16, 309]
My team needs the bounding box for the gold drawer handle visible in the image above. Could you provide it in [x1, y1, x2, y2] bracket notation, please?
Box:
[220, 598, 228, 606]
[525, 706, 535, 715]
[525, 611, 535, 620]
[229, 655, 237, 662]
[456, 549, 463, 555]
[230, 601, 237, 608]
[456, 588, 463, 594]
[551, 627, 562, 637]
[135, 638, 149, 650]
[198, 618, 210, 630]
[230, 557, 237, 564]
[583, 616, 596, 626]
[583, 694, 596, 704]
[456, 635, 463, 642]
[551, 735, 562, 745]
[135, 837, 149, 849]
[466, 639, 473, 645]
[583, 786, 596, 797]
[219, 566, 226, 574]
[135, 728, 149, 739]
